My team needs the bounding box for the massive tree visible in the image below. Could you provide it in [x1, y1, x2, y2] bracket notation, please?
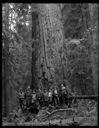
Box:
[33, 4, 64, 89]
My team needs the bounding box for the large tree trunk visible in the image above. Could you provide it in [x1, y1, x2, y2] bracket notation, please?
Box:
[2, 3, 10, 116]
[31, 12, 38, 89]
[2, 3, 17, 117]
[31, 4, 64, 89]
[36, 4, 64, 88]
[88, 4, 98, 95]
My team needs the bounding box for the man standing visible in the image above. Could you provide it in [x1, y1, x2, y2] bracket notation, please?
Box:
[18, 89, 25, 111]
[44, 89, 49, 107]
[36, 88, 43, 108]
[31, 90, 36, 104]
[31, 90, 37, 109]
[53, 86, 59, 106]
[48, 88, 53, 106]
[66, 86, 75, 107]
[60, 84, 68, 105]
[25, 86, 32, 108]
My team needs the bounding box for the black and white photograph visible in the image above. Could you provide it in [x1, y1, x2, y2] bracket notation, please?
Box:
[2, 3, 98, 126]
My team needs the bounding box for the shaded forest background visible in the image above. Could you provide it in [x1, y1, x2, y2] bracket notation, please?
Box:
[2, 3, 98, 116]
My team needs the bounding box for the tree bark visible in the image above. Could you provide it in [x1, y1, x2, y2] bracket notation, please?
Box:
[88, 4, 98, 95]
[37, 4, 64, 88]
[31, 11, 40, 89]
[89, 4, 98, 94]
[2, 3, 10, 116]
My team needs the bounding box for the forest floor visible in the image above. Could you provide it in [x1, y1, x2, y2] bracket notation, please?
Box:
[2, 100, 98, 126]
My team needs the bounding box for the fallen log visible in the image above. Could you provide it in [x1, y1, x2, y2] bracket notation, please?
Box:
[36, 108, 76, 122]
[68, 95, 98, 100]
[48, 108, 76, 117]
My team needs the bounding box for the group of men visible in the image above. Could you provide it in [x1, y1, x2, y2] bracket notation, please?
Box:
[17, 84, 74, 111]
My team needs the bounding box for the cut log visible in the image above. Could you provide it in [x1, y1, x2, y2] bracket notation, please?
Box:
[68, 95, 98, 100]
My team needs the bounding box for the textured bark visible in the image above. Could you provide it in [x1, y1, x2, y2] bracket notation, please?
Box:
[31, 12, 39, 89]
[2, 36, 9, 116]
[2, 3, 10, 116]
[88, 4, 98, 95]
[35, 4, 64, 88]
[2, 4, 18, 116]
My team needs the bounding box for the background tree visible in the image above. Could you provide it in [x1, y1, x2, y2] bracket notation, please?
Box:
[2, 3, 32, 116]
[61, 3, 98, 95]
[88, 4, 98, 95]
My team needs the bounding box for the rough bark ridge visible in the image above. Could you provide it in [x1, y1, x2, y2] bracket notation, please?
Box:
[88, 4, 98, 95]
[31, 11, 40, 89]
[36, 4, 64, 88]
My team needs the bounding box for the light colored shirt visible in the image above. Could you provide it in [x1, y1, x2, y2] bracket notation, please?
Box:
[32, 93, 36, 100]
[48, 91, 52, 97]
[54, 89, 58, 94]
[62, 86, 65, 90]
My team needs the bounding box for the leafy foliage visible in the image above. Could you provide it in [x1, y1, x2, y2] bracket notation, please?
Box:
[2, 3, 33, 90]
[61, 4, 98, 95]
